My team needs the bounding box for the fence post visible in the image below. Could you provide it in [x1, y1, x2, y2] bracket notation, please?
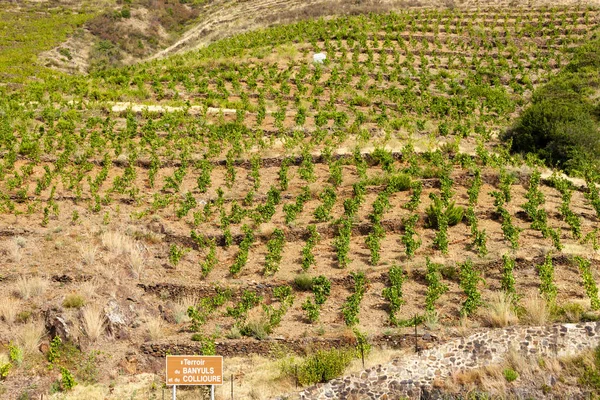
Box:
[231, 373, 234, 400]
[414, 314, 418, 354]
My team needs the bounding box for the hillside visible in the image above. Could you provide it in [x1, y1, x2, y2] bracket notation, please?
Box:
[1, 1, 600, 400]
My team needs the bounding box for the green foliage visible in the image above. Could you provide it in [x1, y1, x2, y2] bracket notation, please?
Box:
[284, 348, 356, 385]
[301, 225, 320, 271]
[168, 244, 189, 266]
[537, 253, 557, 303]
[580, 346, 600, 389]
[200, 239, 217, 278]
[314, 187, 337, 222]
[425, 258, 448, 314]
[503, 368, 519, 382]
[187, 288, 232, 331]
[353, 328, 371, 358]
[312, 276, 331, 305]
[381, 265, 405, 326]
[499, 207, 521, 250]
[230, 225, 254, 276]
[334, 217, 352, 268]
[9, 343, 23, 366]
[365, 222, 385, 266]
[263, 229, 285, 276]
[401, 214, 421, 259]
[190, 334, 216, 355]
[575, 256, 600, 310]
[0, 361, 10, 380]
[467, 168, 483, 205]
[302, 298, 320, 323]
[459, 259, 484, 317]
[501, 254, 516, 295]
[433, 211, 449, 254]
[404, 180, 422, 211]
[506, 39, 600, 173]
[294, 274, 314, 291]
[47, 336, 62, 365]
[226, 290, 262, 322]
[283, 186, 310, 224]
[425, 194, 464, 228]
[342, 272, 368, 326]
[60, 367, 77, 391]
[62, 294, 85, 309]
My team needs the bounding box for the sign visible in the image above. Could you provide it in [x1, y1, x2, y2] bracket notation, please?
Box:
[166, 355, 223, 386]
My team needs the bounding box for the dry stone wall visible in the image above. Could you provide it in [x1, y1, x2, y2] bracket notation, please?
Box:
[299, 322, 600, 399]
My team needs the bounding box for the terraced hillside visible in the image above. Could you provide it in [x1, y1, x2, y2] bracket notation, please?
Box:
[1, 3, 600, 400]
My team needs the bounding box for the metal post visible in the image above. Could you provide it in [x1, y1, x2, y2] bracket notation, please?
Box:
[172, 385, 176, 400]
[231, 374, 234, 400]
[360, 346, 365, 369]
[211, 385, 215, 400]
[414, 314, 418, 354]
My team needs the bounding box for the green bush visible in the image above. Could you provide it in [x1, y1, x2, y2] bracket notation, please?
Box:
[505, 39, 600, 174]
[426, 197, 464, 228]
[503, 368, 519, 382]
[294, 274, 313, 291]
[63, 294, 85, 308]
[288, 348, 356, 385]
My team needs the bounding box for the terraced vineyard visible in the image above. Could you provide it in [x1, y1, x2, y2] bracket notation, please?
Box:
[1, 3, 600, 399]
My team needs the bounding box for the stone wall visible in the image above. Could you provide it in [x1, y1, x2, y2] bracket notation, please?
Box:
[299, 322, 600, 399]
[141, 332, 439, 359]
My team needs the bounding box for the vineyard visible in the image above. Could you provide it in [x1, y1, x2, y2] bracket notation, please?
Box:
[1, 2, 600, 399]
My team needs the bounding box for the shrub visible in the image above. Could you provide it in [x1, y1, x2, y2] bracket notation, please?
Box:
[503, 368, 519, 382]
[425, 195, 464, 228]
[60, 367, 77, 391]
[505, 39, 600, 173]
[287, 348, 356, 385]
[63, 294, 85, 309]
[294, 274, 314, 291]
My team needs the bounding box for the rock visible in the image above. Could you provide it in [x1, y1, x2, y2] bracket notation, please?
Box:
[105, 299, 127, 326]
[39, 341, 50, 355]
[119, 356, 138, 374]
[44, 309, 72, 342]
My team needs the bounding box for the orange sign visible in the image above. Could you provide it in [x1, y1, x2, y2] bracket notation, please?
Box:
[166, 355, 223, 386]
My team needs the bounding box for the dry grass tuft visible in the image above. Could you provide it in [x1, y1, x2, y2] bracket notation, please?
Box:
[481, 291, 518, 328]
[80, 279, 98, 299]
[129, 245, 145, 279]
[0, 297, 20, 324]
[81, 304, 105, 342]
[17, 320, 45, 355]
[14, 276, 49, 299]
[505, 348, 530, 373]
[8, 236, 25, 263]
[80, 243, 98, 266]
[146, 316, 164, 340]
[101, 231, 135, 255]
[171, 295, 198, 324]
[521, 294, 550, 325]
